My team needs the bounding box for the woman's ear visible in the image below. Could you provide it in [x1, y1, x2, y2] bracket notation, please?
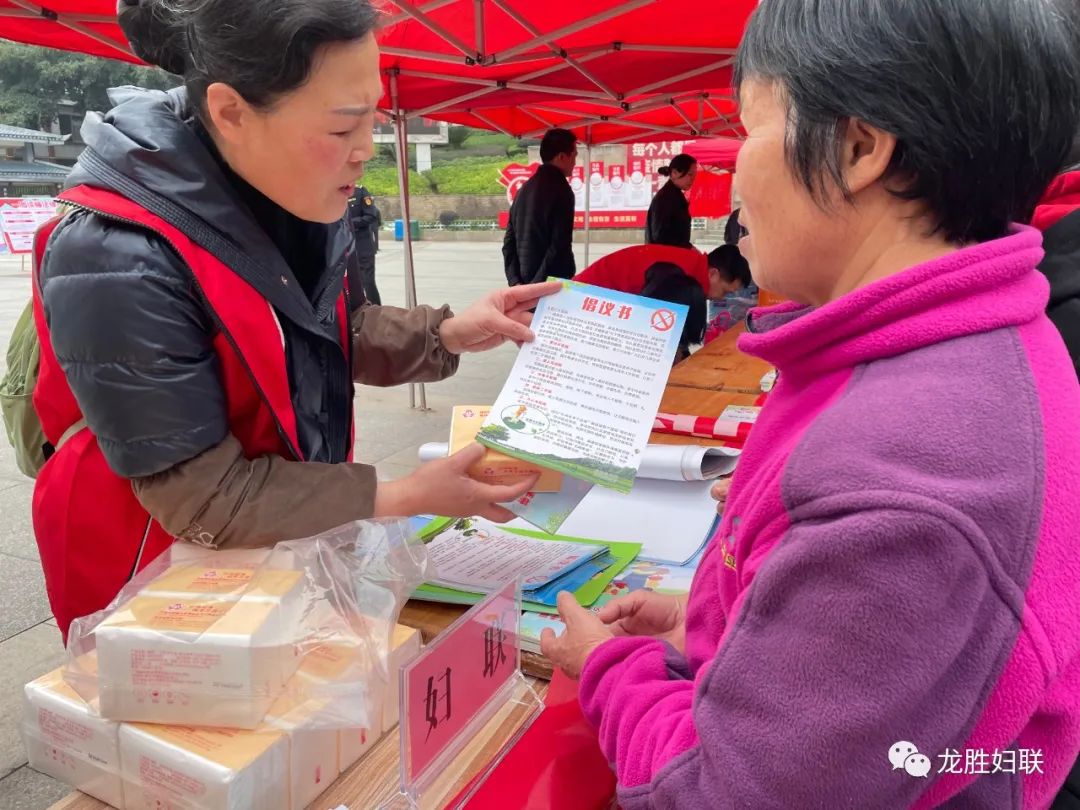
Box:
[842, 118, 897, 196]
[204, 82, 253, 146]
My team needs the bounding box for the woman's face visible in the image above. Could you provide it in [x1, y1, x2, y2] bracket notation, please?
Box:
[673, 163, 698, 190]
[212, 34, 382, 224]
[734, 80, 853, 303]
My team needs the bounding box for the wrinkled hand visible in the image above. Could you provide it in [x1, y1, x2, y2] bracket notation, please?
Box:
[438, 281, 563, 354]
[540, 591, 615, 680]
[596, 590, 688, 654]
[711, 476, 732, 516]
[374, 444, 536, 522]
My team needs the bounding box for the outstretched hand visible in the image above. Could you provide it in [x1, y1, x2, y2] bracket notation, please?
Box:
[437, 281, 563, 354]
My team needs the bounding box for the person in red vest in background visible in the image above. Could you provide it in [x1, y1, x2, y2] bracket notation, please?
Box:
[1032, 134, 1080, 379]
[574, 243, 749, 302]
[30, 0, 558, 636]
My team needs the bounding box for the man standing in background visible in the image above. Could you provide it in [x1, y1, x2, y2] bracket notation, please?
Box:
[503, 128, 577, 286]
[348, 183, 382, 305]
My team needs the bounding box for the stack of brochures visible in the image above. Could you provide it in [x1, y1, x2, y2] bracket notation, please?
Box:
[408, 516, 641, 611]
[518, 545, 708, 654]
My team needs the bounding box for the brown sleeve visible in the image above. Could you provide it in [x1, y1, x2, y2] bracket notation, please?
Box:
[351, 303, 460, 386]
[130, 434, 379, 549]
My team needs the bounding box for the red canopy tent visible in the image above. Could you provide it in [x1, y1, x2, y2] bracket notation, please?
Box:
[0, 0, 753, 406]
[684, 136, 742, 171]
[379, 1, 750, 143]
[0, 0, 752, 143]
[0, 0, 133, 62]
[681, 136, 743, 219]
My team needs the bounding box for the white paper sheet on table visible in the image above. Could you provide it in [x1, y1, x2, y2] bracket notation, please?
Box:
[418, 443, 731, 565]
[506, 477, 719, 565]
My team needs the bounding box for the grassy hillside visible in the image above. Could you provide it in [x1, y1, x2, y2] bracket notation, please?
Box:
[363, 127, 532, 196]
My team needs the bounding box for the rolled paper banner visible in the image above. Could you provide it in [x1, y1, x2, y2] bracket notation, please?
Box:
[652, 412, 753, 445]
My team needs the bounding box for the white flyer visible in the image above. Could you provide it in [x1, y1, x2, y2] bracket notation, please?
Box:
[478, 282, 687, 494]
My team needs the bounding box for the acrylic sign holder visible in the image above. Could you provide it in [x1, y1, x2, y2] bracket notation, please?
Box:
[382, 580, 543, 809]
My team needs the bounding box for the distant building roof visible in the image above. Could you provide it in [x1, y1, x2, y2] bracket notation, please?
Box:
[0, 159, 70, 183]
[0, 125, 66, 146]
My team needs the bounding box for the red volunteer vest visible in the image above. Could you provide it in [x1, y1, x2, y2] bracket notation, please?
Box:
[31, 185, 353, 637]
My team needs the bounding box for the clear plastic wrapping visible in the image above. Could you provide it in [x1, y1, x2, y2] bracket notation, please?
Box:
[62, 519, 430, 733]
[22, 664, 124, 808]
[24, 623, 426, 810]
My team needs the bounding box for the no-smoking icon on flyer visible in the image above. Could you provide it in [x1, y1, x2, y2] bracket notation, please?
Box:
[651, 309, 676, 332]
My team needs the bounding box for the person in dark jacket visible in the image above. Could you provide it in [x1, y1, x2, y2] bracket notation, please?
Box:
[503, 128, 577, 286]
[32, 0, 559, 633]
[638, 262, 708, 364]
[347, 182, 381, 305]
[724, 207, 745, 246]
[645, 153, 697, 248]
[1033, 136, 1080, 382]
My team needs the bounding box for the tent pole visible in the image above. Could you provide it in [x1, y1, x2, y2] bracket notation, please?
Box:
[583, 130, 592, 268]
[391, 0, 475, 58]
[391, 71, 427, 411]
[487, 0, 653, 63]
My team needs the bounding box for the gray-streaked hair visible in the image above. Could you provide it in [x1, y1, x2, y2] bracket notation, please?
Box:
[735, 0, 1080, 242]
[117, 0, 379, 119]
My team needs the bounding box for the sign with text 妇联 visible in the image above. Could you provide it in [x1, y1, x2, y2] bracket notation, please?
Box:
[400, 580, 521, 787]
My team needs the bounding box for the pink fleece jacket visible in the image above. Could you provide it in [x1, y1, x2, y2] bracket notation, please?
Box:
[578, 227, 1080, 809]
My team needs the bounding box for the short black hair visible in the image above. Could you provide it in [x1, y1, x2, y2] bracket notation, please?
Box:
[641, 262, 707, 351]
[735, 0, 1080, 243]
[540, 129, 577, 164]
[707, 245, 752, 288]
[118, 0, 378, 119]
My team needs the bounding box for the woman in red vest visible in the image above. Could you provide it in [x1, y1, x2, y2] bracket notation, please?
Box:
[31, 0, 557, 635]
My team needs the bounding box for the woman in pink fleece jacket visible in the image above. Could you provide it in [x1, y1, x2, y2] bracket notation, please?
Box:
[541, 0, 1080, 807]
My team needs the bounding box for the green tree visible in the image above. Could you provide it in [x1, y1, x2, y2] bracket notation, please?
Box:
[447, 125, 471, 148]
[0, 42, 177, 129]
[479, 424, 511, 443]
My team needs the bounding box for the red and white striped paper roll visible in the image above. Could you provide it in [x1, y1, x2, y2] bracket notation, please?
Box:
[652, 395, 769, 445]
[652, 412, 754, 444]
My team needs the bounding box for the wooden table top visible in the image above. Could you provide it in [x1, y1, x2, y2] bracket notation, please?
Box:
[52, 325, 770, 810]
[652, 326, 769, 447]
[665, 324, 773, 395]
